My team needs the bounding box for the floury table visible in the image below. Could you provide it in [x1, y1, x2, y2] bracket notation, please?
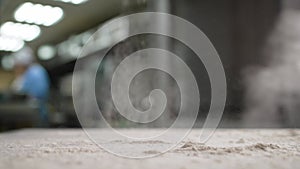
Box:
[0, 129, 299, 169]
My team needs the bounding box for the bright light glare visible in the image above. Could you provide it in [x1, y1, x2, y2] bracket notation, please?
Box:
[0, 22, 41, 41]
[0, 36, 24, 52]
[55, 0, 88, 5]
[38, 45, 56, 60]
[14, 2, 64, 26]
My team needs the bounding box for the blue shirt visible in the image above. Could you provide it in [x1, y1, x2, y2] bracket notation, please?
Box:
[21, 64, 50, 100]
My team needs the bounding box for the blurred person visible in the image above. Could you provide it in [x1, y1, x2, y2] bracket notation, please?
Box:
[243, 9, 300, 128]
[11, 47, 50, 126]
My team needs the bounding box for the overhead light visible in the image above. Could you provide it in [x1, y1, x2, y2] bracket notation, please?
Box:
[0, 36, 24, 52]
[0, 22, 41, 41]
[54, 0, 88, 5]
[14, 2, 64, 26]
[38, 45, 56, 60]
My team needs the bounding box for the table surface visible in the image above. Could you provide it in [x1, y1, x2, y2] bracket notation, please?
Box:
[0, 129, 299, 169]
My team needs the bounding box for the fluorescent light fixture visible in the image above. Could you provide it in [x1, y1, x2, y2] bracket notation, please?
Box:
[55, 0, 88, 5]
[0, 36, 24, 52]
[0, 22, 41, 41]
[14, 2, 64, 26]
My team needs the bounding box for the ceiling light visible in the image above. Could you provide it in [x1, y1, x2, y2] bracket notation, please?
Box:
[14, 2, 64, 26]
[55, 0, 88, 5]
[38, 45, 56, 60]
[0, 22, 41, 41]
[0, 36, 24, 52]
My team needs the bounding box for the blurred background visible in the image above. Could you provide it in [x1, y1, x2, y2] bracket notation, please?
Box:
[0, 0, 300, 132]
